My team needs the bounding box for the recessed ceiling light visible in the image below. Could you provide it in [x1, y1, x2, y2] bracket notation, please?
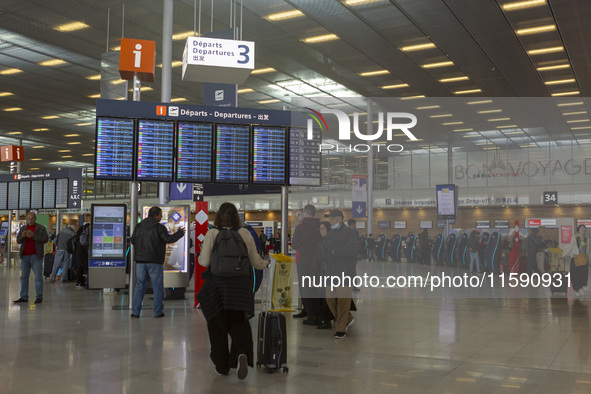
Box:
[30, 158, 42, 161]
[111, 79, 126, 85]
[551, 91, 580, 97]
[7, 131, 22, 135]
[422, 61, 454, 68]
[566, 119, 590, 123]
[400, 95, 425, 100]
[453, 128, 473, 132]
[528, 46, 563, 55]
[111, 46, 121, 51]
[359, 70, 389, 77]
[30, 168, 40, 170]
[67, 142, 82, 145]
[41, 115, 59, 119]
[88, 94, 101, 98]
[252, 67, 275, 74]
[571, 126, 591, 130]
[455, 89, 482, 94]
[0, 92, 13, 97]
[303, 34, 338, 43]
[258, 99, 280, 104]
[467, 100, 493, 105]
[342, 0, 385, 5]
[3, 107, 22, 111]
[82, 153, 94, 156]
[172, 31, 195, 40]
[545, 79, 576, 85]
[516, 24, 555, 35]
[170, 97, 187, 103]
[537, 64, 570, 71]
[55, 21, 90, 32]
[381, 83, 409, 89]
[32, 146, 45, 148]
[237, 88, 254, 94]
[562, 111, 587, 116]
[478, 109, 502, 113]
[0, 68, 23, 75]
[76, 122, 92, 126]
[502, 0, 546, 11]
[61, 155, 72, 158]
[557, 101, 584, 106]
[86, 74, 101, 80]
[497, 125, 518, 128]
[64, 134, 80, 137]
[439, 76, 469, 83]
[488, 117, 511, 121]
[442, 121, 464, 125]
[265, 10, 304, 20]
[429, 114, 453, 118]
[416, 105, 440, 110]
[401, 43, 436, 52]
[58, 150, 71, 153]
[38, 59, 67, 67]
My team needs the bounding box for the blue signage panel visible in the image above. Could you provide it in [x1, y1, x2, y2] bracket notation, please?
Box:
[215, 124, 250, 183]
[176, 122, 213, 182]
[169, 182, 193, 201]
[352, 201, 367, 218]
[95, 117, 135, 180]
[136, 119, 175, 182]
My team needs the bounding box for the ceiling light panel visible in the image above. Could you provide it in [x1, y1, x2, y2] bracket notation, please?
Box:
[265, 10, 304, 20]
[303, 34, 339, 43]
[516, 24, 556, 35]
[401, 43, 436, 52]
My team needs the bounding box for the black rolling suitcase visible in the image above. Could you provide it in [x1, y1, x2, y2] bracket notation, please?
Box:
[256, 311, 288, 373]
[256, 262, 288, 374]
[550, 257, 568, 295]
[43, 253, 54, 278]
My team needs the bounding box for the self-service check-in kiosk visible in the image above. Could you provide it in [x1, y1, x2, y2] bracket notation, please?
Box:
[89, 204, 127, 289]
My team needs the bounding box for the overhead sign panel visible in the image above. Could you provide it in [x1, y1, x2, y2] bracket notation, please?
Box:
[136, 119, 175, 182]
[215, 124, 250, 183]
[119, 38, 156, 82]
[252, 126, 287, 185]
[182, 36, 254, 84]
[176, 121, 213, 183]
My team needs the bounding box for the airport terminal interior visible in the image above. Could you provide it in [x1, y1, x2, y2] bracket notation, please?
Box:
[2, 0, 591, 393]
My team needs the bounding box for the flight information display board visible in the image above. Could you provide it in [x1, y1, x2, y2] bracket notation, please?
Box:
[215, 124, 250, 183]
[252, 125, 287, 185]
[8, 182, 19, 210]
[43, 179, 56, 209]
[176, 122, 213, 182]
[56, 178, 69, 209]
[289, 127, 322, 186]
[30, 180, 43, 209]
[0, 182, 6, 210]
[19, 181, 31, 210]
[95, 117, 135, 180]
[137, 119, 175, 182]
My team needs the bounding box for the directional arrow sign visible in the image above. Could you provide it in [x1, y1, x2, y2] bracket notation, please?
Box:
[170, 182, 193, 200]
[352, 201, 366, 218]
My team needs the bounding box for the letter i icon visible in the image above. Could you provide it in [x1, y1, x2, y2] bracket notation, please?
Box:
[133, 43, 143, 68]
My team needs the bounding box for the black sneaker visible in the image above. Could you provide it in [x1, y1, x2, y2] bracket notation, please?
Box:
[303, 318, 318, 326]
[237, 354, 248, 380]
[13, 298, 28, 303]
[334, 331, 346, 339]
[316, 321, 332, 329]
[130, 314, 140, 318]
[34, 298, 43, 304]
[293, 311, 307, 318]
[154, 313, 165, 318]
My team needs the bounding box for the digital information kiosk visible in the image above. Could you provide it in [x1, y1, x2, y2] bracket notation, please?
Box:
[88, 204, 127, 289]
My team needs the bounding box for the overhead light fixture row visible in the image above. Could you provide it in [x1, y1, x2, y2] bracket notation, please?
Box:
[536, 64, 570, 71]
[401, 43, 436, 52]
[41, 115, 59, 119]
[265, 10, 304, 20]
[258, 99, 280, 104]
[0, 68, 23, 75]
[0, 92, 13, 97]
[237, 88, 254, 94]
[359, 70, 389, 77]
[455, 89, 482, 94]
[551, 91, 580, 96]
[252, 67, 275, 74]
[422, 61, 454, 68]
[528, 46, 563, 55]
[172, 31, 195, 40]
[516, 24, 556, 35]
[467, 100, 493, 105]
[381, 83, 409, 89]
[55, 21, 89, 32]
[303, 34, 338, 43]
[38, 59, 66, 67]
[545, 79, 576, 85]
[3, 107, 22, 112]
[439, 76, 469, 83]
[502, 0, 546, 11]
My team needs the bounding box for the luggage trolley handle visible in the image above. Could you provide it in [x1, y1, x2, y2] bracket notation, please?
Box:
[262, 254, 275, 311]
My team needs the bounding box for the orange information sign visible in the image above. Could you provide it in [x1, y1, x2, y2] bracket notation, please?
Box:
[119, 38, 156, 82]
[0, 145, 24, 162]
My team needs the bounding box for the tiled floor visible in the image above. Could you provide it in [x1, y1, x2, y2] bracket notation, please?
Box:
[1, 261, 591, 393]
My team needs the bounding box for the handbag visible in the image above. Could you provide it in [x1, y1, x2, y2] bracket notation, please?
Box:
[574, 253, 587, 267]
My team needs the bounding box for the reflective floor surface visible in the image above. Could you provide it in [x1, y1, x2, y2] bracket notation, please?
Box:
[1, 262, 590, 394]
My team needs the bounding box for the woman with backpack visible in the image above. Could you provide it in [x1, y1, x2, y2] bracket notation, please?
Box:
[197, 202, 269, 380]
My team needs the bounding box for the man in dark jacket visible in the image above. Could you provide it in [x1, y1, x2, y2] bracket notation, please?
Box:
[323, 209, 360, 339]
[14, 212, 49, 304]
[292, 204, 322, 325]
[467, 230, 481, 273]
[130, 206, 185, 318]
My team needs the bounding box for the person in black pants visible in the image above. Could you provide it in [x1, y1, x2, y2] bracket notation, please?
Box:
[74, 223, 90, 288]
[197, 203, 269, 379]
[527, 228, 542, 276]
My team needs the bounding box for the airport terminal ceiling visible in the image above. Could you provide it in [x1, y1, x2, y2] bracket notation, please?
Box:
[1, 0, 591, 173]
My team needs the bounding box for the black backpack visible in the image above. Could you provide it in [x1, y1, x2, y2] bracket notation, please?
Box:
[210, 227, 250, 277]
[66, 235, 77, 254]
